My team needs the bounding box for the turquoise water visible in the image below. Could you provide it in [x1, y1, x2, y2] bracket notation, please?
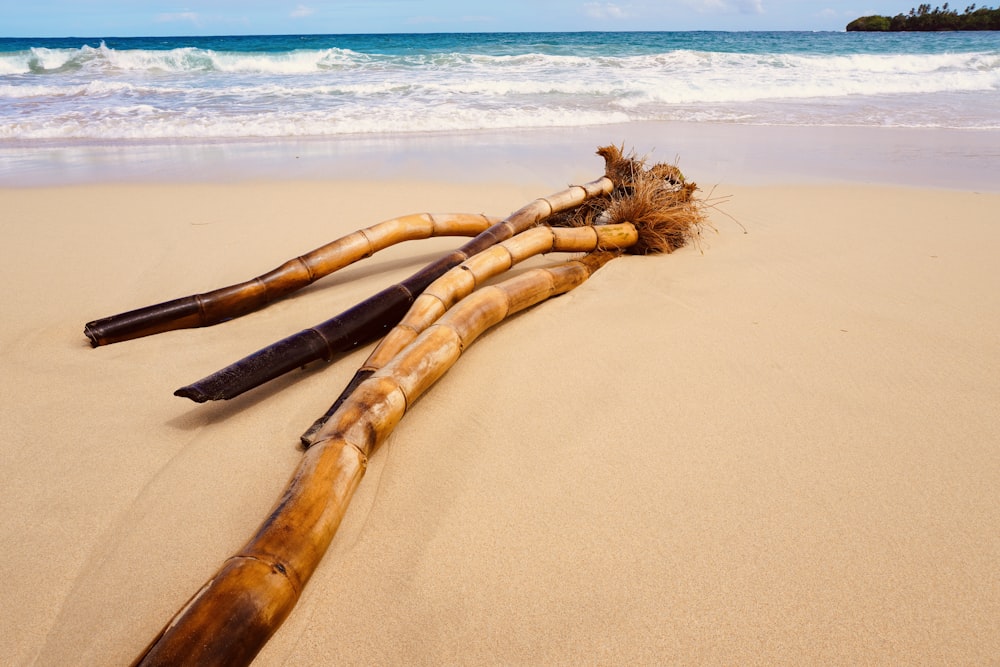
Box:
[2, 31, 998, 141]
[2, 30, 995, 57]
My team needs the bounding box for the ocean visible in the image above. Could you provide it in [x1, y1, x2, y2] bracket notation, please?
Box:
[1, 31, 998, 186]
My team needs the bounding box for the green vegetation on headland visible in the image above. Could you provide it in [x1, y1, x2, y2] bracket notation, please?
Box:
[847, 3, 1000, 30]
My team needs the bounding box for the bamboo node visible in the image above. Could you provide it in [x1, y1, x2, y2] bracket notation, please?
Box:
[193, 293, 209, 320]
[358, 227, 377, 259]
[536, 197, 555, 220]
[292, 255, 317, 284]
[226, 554, 301, 594]
[458, 264, 476, 283]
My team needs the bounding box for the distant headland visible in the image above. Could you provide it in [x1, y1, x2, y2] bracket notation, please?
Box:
[847, 3, 1000, 30]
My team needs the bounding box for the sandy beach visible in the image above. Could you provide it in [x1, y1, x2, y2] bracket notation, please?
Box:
[2, 127, 999, 664]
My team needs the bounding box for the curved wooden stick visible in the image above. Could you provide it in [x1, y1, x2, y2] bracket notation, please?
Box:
[131, 251, 618, 667]
[84, 213, 499, 347]
[300, 222, 640, 445]
[173, 176, 614, 403]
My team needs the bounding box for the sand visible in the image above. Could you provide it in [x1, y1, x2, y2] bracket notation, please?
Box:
[2, 150, 999, 664]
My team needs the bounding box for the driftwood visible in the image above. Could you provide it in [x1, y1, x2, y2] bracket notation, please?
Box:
[131, 252, 618, 666]
[172, 176, 614, 403]
[84, 213, 499, 346]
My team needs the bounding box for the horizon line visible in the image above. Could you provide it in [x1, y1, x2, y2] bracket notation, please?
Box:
[1, 28, 850, 40]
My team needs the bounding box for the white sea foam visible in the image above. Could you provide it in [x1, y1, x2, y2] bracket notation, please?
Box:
[2, 37, 999, 141]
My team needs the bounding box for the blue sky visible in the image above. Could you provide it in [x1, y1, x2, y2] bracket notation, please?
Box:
[3, 1, 929, 37]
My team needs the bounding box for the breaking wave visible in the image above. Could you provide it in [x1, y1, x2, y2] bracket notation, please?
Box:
[2, 33, 998, 140]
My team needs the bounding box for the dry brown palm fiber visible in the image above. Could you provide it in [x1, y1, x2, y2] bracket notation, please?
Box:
[131, 251, 619, 667]
[83, 212, 501, 347]
[603, 167, 704, 255]
[546, 144, 701, 255]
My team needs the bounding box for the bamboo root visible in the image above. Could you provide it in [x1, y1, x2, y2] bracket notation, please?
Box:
[173, 176, 614, 403]
[300, 222, 639, 446]
[132, 251, 617, 667]
[84, 213, 499, 347]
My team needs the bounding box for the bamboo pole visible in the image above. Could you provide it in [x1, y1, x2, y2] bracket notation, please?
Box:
[300, 222, 639, 446]
[131, 251, 618, 667]
[173, 176, 614, 403]
[84, 213, 499, 347]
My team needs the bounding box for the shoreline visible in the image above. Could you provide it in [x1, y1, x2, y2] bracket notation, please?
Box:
[3, 121, 1000, 191]
[2, 136, 999, 663]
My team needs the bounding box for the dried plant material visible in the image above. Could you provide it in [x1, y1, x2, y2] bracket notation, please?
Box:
[606, 171, 705, 254]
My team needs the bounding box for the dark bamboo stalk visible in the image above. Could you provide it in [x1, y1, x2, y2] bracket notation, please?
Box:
[174, 176, 614, 403]
[84, 213, 498, 347]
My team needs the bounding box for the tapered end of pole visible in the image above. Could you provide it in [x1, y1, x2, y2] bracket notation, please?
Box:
[175, 330, 332, 403]
[173, 385, 212, 403]
[174, 368, 248, 403]
[299, 416, 329, 448]
[299, 368, 375, 448]
[174, 284, 420, 403]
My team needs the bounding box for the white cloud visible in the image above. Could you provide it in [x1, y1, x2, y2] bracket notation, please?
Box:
[685, 0, 764, 14]
[155, 12, 201, 25]
[406, 15, 444, 25]
[584, 2, 631, 20]
[291, 4, 315, 19]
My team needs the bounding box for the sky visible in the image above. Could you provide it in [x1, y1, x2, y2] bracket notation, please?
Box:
[2, 1, 933, 37]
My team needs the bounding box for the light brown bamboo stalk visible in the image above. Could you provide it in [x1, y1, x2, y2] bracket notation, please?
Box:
[84, 212, 500, 346]
[300, 222, 639, 445]
[131, 251, 618, 667]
